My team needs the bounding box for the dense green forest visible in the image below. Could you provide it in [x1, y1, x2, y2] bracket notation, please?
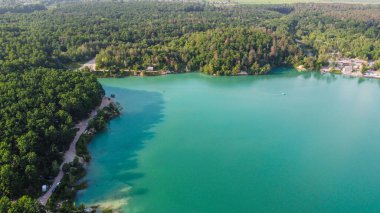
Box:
[0, 4, 46, 14]
[0, 69, 103, 207]
[0, 195, 45, 212]
[0, 2, 284, 71]
[96, 27, 302, 75]
[0, 2, 379, 73]
[291, 4, 380, 62]
[1, 1, 380, 211]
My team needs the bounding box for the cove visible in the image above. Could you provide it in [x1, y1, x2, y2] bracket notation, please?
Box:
[76, 68, 380, 213]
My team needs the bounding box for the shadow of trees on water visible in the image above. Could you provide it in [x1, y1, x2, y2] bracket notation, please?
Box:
[77, 87, 165, 207]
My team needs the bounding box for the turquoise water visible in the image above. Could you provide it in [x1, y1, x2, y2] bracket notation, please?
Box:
[76, 69, 380, 212]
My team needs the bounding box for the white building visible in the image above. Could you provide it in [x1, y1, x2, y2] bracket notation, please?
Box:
[42, 185, 48, 192]
[342, 66, 353, 74]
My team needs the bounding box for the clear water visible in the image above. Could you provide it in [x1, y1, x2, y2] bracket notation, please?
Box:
[76, 68, 380, 213]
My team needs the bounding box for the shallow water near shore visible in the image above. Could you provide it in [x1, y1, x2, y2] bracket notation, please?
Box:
[76, 68, 380, 212]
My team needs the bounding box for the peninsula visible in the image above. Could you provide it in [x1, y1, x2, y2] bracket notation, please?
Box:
[1, 0, 380, 212]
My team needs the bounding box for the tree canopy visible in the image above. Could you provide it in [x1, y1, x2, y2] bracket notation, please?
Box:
[0, 1, 379, 211]
[0, 68, 103, 200]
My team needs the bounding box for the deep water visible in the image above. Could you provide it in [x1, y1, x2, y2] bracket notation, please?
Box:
[77, 68, 380, 212]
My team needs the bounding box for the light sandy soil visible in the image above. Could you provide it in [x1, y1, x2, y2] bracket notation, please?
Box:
[79, 58, 96, 71]
[38, 97, 112, 205]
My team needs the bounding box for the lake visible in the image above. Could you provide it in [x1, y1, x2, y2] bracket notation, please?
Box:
[76, 68, 380, 212]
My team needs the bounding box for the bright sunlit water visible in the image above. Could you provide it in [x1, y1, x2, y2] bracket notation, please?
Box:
[76, 68, 380, 212]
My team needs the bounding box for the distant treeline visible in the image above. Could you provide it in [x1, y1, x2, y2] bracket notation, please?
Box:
[1, 2, 379, 73]
[0, 4, 46, 14]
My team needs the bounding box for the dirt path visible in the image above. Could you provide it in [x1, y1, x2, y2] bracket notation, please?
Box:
[38, 97, 112, 205]
[79, 57, 96, 71]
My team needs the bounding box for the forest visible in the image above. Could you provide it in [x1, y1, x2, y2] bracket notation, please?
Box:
[0, 4, 46, 14]
[96, 27, 302, 75]
[0, 1, 380, 211]
[0, 69, 103, 210]
[0, 2, 379, 74]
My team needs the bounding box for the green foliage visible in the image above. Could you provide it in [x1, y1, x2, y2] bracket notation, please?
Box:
[88, 116, 107, 132]
[290, 4, 380, 62]
[0, 4, 46, 14]
[51, 158, 86, 202]
[0, 195, 44, 213]
[88, 103, 120, 132]
[0, 68, 103, 199]
[0, 2, 283, 71]
[0, 1, 379, 209]
[373, 60, 380, 70]
[0, 196, 11, 212]
[76, 134, 93, 162]
[103, 208, 113, 213]
[1, 2, 378, 73]
[96, 27, 301, 75]
[48, 157, 90, 212]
